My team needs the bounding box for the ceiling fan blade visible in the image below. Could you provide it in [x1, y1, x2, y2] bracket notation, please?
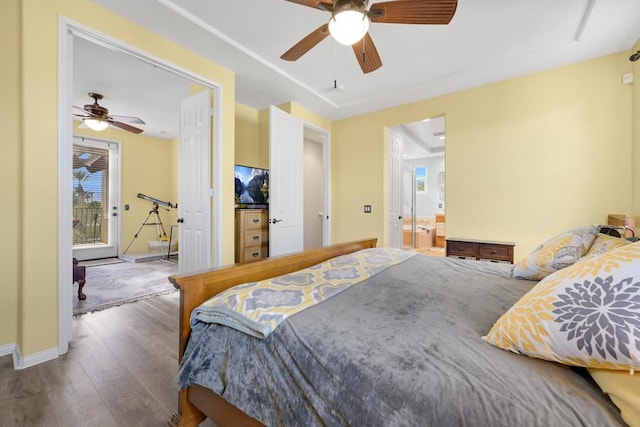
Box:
[281, 23, 330, 61]
[369, 0, 457, 24]
[109, 120, 144, 134]
[108, 115, 146, 125]
[285, 0, 333, 11]
[352, 32, 382, 73]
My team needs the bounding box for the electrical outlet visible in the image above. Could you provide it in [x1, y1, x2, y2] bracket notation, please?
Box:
[364, 205, 372, 213]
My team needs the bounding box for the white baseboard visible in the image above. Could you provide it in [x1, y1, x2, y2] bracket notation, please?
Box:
[0, 343, 16, 357]
[13, 345, 59, 370]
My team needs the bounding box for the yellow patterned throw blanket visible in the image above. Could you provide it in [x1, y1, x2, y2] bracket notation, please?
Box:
[192, 248, 417, 339]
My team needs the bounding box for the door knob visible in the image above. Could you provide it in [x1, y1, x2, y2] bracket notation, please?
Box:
[177, 218, 184, 224]
[271, 218, 283, 224]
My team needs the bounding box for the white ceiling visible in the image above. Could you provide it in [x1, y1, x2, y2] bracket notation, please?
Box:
[75, 0, 640, 149]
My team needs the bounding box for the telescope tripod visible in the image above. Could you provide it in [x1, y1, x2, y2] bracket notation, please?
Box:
[123, 202, 169, 256]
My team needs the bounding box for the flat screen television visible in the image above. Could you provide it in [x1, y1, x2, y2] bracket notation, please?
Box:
[234, 164, 269, 209]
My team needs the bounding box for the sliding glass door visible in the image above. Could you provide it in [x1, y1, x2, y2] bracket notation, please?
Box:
[72, 137, 120, 260]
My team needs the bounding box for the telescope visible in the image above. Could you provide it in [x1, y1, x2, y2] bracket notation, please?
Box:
[137, 193, 177, 209]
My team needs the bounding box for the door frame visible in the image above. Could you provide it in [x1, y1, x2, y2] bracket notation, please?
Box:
[403, 167, 416, 248]
[72, 136, 121, 261]
[58, 17, 224, 354]
[303, 123, 332, 246]
[386, 129, 404, 248]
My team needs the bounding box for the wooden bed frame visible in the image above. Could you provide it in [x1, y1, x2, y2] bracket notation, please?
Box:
[167, 238, 378, 427]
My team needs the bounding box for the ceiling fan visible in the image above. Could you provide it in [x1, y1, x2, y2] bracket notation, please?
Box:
[281, 0, 458, 73]
[73, 93, 146, 134]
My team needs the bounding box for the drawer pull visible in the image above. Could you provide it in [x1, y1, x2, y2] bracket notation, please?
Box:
[491, 250, 497, 254]
[252, 219, 260, 223]
[252, 252, 259, 258]
[253, 236, 260, 240]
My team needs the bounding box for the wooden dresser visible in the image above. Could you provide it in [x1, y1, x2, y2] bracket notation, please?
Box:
[446, 238, 515, 264]
[235, 209, 269, 263]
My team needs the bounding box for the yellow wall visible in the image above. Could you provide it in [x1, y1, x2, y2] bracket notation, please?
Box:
[74, 127, 176, 255]
[0, 0, 21, 348]
[235, 103, 263, 168]
[332, 52, 634, 260]
[10, 0, 236, 357]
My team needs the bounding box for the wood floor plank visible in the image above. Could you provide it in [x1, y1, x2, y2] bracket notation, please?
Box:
[0, 292, 183, 426]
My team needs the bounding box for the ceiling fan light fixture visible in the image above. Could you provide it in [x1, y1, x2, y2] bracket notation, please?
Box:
[328, 10, 370, 46]
[84, 118, 109, 131]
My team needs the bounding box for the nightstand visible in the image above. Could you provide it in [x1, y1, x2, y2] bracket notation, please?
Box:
[446, 238, 515, 263]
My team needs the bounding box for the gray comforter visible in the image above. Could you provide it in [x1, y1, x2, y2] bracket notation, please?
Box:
[176, 254, 626, 426]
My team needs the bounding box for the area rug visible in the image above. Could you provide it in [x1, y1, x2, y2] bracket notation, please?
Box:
[73, 259, 178, 315]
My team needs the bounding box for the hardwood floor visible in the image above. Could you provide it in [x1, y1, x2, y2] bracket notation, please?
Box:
[0, 292, 213, 427]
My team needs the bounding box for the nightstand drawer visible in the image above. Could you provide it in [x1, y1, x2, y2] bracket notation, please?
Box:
[243, 211, 266, 229]
[447, 241, 479, 257]
[479, 244, 513, 262]
[243, 230, 263, 247]
[243, 247, 264, 261]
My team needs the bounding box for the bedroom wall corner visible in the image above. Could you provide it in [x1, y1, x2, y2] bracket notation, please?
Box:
[0, 0, 21, 349]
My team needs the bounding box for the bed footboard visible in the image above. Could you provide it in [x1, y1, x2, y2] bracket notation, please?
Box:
[168, 238, 378, 426]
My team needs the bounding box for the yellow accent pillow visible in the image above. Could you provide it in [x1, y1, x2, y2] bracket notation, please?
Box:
[484, 241, 640, 370]
[585, 233, 631, 257]
[512, 225, 601, 280]
[588, 368, 640, 427]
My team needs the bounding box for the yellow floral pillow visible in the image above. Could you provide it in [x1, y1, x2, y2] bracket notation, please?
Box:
[588, 368, 640, 427]
[484, 242, 640, 371]
[585, 233, 631, 257]
[512, 225, 601, 280]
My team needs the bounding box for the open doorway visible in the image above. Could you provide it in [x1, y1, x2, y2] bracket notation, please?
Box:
[390, 116, 445, 255]
[59, 21, 223, 353]
[72, 136, 120, 261]
[303, 126, 329, 250]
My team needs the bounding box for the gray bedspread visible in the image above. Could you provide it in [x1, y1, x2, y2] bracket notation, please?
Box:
[176, 254, 626, 426]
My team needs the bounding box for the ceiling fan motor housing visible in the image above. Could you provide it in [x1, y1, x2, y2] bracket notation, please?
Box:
[333, 0, 367, 15]
[84, 103, 109, 117]
[85, 92, 109, 117]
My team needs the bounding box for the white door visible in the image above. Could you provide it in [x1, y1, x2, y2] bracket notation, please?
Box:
[178, 90, 212, 273]
[269, 105, 304, 256]
[387, 131, 404, 248]
[72, 137, 120, 260]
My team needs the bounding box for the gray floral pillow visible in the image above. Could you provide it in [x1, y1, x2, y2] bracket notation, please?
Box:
[485, 241, 640, 371]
